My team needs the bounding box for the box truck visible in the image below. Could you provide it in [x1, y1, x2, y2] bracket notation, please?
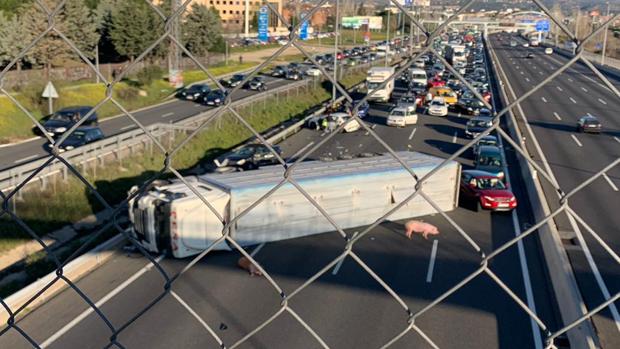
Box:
[128, 152, 461, 258]
[366, 67, 396, 103]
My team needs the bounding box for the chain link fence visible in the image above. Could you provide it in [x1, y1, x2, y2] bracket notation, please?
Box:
[0, 0, 618, 348]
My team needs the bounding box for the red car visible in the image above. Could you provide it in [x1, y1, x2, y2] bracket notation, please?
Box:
[428, 75, 445, 88]
[482, 90, 492, 103]
[336, 52, 344, 60]
[460, 170, 517, 212]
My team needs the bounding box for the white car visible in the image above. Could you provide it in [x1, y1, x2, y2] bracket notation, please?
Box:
[523, 43, 530, 48]
[387, 107, 418, 127]
[428, 98, 449, 116]
[545, 47, 553, 55]
[305, 67, 322, 76]
[413, 59, 425, 68]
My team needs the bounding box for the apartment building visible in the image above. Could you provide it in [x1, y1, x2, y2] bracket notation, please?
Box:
[198, 0, 282, 30]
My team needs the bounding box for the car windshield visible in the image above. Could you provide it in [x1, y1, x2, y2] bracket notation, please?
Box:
[476, 177, 506, 189]
[68, 130, 87, 140]
[391, 110, 406, 116]
[231, 147, 255, 157]
[584, 118, 599, 125]
[367, 82, 382, 89]
[51, 111, 79, 121]
[431, 100, 444, 106]
[400, 97, 415, 103]
[480, 138, 498, 147]
[478, 154, 502, 167]
[468, 119, 490, 128]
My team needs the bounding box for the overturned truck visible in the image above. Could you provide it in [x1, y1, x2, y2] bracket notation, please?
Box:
[128, 152, 461, 258]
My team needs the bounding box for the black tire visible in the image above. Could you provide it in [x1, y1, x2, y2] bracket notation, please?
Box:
[475, 200, 482, 212]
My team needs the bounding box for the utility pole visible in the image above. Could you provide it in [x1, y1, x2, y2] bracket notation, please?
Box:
[601, 2, 610, 65]
[168, 0, 182, 88]
[332, 0, 339, 104]
[385, 8, 390, 67]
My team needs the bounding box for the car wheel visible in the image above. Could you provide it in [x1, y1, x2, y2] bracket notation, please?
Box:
[475, 200, 482, 212]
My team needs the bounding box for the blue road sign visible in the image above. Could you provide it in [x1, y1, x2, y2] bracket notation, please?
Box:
[536, 19, 550, 32]
[405, 0, 412, 6]
[258, 6, 269, 42]
[300, 12, 309, 40]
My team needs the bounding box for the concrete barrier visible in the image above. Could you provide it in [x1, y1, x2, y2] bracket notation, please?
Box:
[485, 37, 598, 349]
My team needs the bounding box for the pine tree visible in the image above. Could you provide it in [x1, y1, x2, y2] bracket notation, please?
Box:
[0, 10, 28, 71]
[21, 0, 72, 76]
[63, 0, 100, 60]
[182, 3, 222, 58]
[109, 0, 164, 62]
[95, 0, 122, 61]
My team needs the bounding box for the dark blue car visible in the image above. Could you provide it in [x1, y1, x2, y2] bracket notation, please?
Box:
[48, 126, 105, 152]
[42, 106, 98, 136]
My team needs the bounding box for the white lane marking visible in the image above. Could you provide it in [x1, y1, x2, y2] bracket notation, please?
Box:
[41, 255, 165, 348]
[520, 71, 524, 75]
[161, 112, 174, 118]
[194, 104, 202, 107]
[452, 131, 458, 143]
[408, 127, 417, 140]
[568, 77, 573, 82]
[569, 97, 577, 104]
[581, 87, 588, 92]
[541, 97, 547, 103]
[571, 134, 583, 147]
[553, 112, 561, 121]
[171, 291, 221, 342]
[511, 211, 543, 349]
[539, 71, 543, 75]
[288, 141, 315, 161]
[250, 243, 265, 257]
[425, 239, 439, 283]
[120, 125, 135, 131]
[614, 136, 620, 144]
[556, 86, 563, 92]
[525, 77, 530, 82]
[598, 98, 607, 105]
[332, 232, 358, 275]
[603, 173, 619, 191]
[14, 154, 40, 164]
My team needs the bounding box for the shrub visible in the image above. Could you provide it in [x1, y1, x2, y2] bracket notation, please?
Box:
[136, 65, 164, 86]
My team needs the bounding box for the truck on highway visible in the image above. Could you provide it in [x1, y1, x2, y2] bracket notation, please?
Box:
[128, 152, 461, 258]
[366, 67, 396, 103]
[447, 44, 467, 65]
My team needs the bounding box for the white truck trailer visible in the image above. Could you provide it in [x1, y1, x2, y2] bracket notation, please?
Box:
[128, 152, 461, 258]
[366, 67, 395, 103]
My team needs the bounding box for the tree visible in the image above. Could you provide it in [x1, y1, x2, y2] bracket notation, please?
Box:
[63, 0, 100, 60]
[182, 3, 222, 58]
[0, 10, 28, 71]
[109, 0, 164, 62]
[95, 0, 122, 62]
[20, 0, 72, 76]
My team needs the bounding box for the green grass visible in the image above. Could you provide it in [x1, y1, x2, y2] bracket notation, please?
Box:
[0, 61, 260, 144]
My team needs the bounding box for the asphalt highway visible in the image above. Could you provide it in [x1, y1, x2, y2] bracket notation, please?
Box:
[488, 33, 620, 348]
[0, 57, 560, 348]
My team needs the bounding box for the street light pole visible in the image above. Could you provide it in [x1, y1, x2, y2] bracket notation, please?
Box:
[332, 0, 339, 104]
[385, 9, 390, 67]
[601, 2, 610, 65]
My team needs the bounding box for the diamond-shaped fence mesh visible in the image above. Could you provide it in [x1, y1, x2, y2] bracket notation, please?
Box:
[0, 0, 618, 348]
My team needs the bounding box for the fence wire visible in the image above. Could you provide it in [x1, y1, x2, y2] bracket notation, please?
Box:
[0, 0, 618, 348]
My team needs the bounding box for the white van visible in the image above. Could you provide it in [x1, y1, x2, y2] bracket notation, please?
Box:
[544, 47, 553, 55]
[408, 68, 428, 86]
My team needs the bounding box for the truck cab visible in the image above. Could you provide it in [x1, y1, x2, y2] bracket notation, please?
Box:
[366, 67, 395, 103]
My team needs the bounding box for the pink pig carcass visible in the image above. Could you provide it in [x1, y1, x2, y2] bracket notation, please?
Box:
[404, 220, 440, 239]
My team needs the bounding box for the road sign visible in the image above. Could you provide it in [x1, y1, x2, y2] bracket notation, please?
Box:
[42, 81, 58, 99]
[299, 12, 309, 40]
[258, 6, 269, 43]
[536, 19, 550, 32]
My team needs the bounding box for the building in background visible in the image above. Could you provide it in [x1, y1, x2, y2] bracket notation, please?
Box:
[200, 0, 283, 31]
